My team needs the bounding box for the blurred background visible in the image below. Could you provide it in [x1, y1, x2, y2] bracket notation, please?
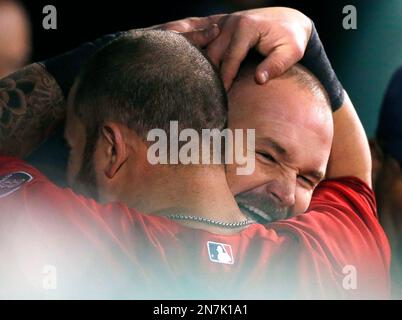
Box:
[8, 0, 402, 138]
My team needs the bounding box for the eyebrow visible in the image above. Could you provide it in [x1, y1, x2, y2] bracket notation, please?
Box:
[261, 137, 288, 157]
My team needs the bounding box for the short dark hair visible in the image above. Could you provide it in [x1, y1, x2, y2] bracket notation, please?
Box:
[235, 51, 331, 111]
[74, 30, 227, 142]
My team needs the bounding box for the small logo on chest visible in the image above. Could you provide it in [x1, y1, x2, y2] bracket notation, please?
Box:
[207, 241, 234, 265]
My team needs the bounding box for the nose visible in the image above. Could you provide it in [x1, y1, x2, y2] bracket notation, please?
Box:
[265, 174, 296, 208]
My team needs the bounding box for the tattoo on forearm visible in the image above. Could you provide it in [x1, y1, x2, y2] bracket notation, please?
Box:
[0, 63, 65, 157]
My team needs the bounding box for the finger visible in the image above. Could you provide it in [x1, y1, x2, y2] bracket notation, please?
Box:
[160, 17, 208, 33]
[183, 14, 226, 31]
[186, 15, 225, 30]
[160, 15, 225, 33]
[205, 16, 239, 66]
[205, 28, 232, 67]
[220, 28, 258, 90]
[182, 24, 220, 47]
[255, 44, 303, 84]
[206, 14, 227, 25]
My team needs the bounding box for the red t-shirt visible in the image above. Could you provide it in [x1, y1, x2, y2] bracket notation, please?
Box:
[0, 156, 390, 299]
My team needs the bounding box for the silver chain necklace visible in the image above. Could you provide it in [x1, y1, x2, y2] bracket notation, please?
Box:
[167, 214, 255, 229]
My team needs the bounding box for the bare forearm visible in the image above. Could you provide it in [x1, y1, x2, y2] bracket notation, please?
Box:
[326, 91, 372, 187]
[0, 63, 65, 158]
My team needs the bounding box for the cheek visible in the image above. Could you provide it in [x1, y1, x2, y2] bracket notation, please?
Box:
[66, 140, 87, 188]
[92, 147, 105, 182]
[294, 188, 313, 215]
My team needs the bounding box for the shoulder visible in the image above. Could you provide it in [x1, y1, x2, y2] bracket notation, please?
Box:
[309, 176, 377, 219]
[267, 177, 389, 267]
[0, 155, 179, 242]
[267, 176, 379, 238]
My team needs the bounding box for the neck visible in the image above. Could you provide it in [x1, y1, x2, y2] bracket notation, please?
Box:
[125, 166, 248, 234]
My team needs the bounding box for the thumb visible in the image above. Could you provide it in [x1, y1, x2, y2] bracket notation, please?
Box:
[182, 24, 220, 48]
[255, 45, 302, 84]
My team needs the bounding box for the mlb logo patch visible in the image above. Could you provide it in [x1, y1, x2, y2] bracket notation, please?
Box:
[207, 241, 234, 265]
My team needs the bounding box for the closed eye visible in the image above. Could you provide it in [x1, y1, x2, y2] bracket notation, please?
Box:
[257, 151, 277, 164]
[297, 175, 315, 188]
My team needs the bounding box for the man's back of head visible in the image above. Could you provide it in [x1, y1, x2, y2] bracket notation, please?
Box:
[74, 29, 227, 139]
[66, 30, 243, 224]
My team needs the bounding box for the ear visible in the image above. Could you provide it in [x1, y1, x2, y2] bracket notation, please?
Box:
[101, 123, 129, 179]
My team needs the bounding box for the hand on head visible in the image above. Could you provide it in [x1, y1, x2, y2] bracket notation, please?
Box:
[156, 7, 312, 90]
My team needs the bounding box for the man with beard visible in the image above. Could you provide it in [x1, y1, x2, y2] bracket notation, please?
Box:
[0, 30, 250, 298]
[0, 8, 390, 299]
